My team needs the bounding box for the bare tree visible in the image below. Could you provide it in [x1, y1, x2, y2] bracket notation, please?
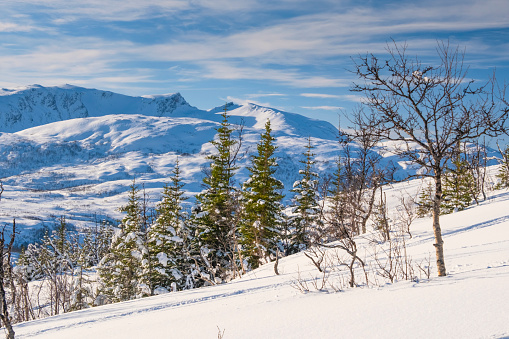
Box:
[352, 41, 508, 276]
[0, 180, 15, 339]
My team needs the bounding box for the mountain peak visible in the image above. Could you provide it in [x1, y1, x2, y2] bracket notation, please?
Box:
[0, 85, 197, 132]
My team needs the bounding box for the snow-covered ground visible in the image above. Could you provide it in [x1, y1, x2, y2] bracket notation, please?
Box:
[12, 179, 509, 338]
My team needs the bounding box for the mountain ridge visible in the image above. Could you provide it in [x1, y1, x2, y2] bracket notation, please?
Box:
[0, 85, 347, 242]
[0, 84, 196, 133]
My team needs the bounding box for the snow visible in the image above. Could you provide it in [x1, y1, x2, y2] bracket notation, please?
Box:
[12, 180, 509, 338]
[156, 252, 168, 267]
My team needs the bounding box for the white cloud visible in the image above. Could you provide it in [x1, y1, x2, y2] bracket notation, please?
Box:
[247, 93, 286, 98]
[1, 0, 509, 96]
[19, 0, 191, 22]
[0, 22, 34, 32]
[199, 61, 348, 88]
[7, 0, 263, 24]
[302, 106, 343, 110]
[338, 94, 364, 103]
[300, 93, 341, 99]
[300, 93, 365, 103]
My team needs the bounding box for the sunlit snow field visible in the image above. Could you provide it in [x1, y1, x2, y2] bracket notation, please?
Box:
[12, 175, 509, 339]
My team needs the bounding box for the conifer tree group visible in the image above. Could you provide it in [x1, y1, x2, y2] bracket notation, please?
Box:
[95, 106, 330, 298]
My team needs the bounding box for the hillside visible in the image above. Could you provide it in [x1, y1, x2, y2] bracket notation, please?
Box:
[12, 177, 509, 338]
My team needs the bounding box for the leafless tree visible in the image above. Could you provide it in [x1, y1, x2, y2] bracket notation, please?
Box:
[351, 41, 508, 276]
[342, 121, 394, 235]
[464, 139, 489, 202]
[395, 194, 418, 238]
[0, 190, 15, 339]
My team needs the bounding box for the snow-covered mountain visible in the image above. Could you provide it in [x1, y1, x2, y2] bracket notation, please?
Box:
[0, 85, 351, 244]
[0, 85, 197, 133]
[0, 85, 494, 245]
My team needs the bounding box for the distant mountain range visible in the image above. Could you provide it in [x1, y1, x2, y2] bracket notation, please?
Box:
[0, 85, 413, 244]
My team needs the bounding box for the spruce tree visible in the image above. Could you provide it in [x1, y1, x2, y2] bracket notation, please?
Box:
[416, 182, 434, 218]
[496, 144, 509, 189]
[240, 120, 284, 270]
[99, 179, 149, 302]
[441, 154, 475, 214]
[81, 220, 114, 268]
[193, 105, 241, 283]
[289, 137, 323, 253]
[325, 155, 349, 241]
[147, 158, 191, 292]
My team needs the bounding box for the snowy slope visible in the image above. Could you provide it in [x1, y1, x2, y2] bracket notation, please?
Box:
[12, 179, 509, 339]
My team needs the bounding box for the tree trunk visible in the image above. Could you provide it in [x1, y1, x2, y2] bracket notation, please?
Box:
[433, 173, 447, 276]
[0, 243, 15, 339]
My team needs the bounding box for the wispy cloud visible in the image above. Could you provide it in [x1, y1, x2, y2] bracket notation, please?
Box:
[0, 22, 34, 32]
[338, 94, 364, 103]
[1, 0, 508, 122]
[302, 106, 343, 111]
[199, 61, 348, 88]
[300, 93, 364, 103]
[247, 93, 286, 98]
[300, 93, 341, 99]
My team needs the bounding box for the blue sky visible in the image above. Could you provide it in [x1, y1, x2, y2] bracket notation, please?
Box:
[1, 0, 509, 125]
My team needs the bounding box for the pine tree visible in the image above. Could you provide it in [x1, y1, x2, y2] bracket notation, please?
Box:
[416, 182, 434, 218]
[496, 144, 509, 189]
[147, 158, 191, 292]
[81, 220, 114, 268]
[372, 189, 390, 240]
[441, 154, 475, 214]
[325, 155, 349, 241]
[193, 105, 241, 283]
[240, 119, 284, 270]
[98, 179, 149, 302]
[288, 137, 323, 253]
[69, 249, 94, 311]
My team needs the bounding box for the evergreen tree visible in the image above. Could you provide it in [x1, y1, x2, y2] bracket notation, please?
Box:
[98, 179, 149, 302]
[496, 144, 509, 189]
[81, 220, 114, 268]
[441, 154, 475, 214]
[288, 137, 323, 253]
[372, 189, 390, 240]
[240, 120, 284, 270]
[69, 249, 94, 311]
[193, 105, 241, 283]
[325, 155, 350, 241]
[20, 217, 75, 281]
[416, 182, 434, 218]
[147, 158, 192, 292]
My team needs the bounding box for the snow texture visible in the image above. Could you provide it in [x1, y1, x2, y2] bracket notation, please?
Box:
[11, 178, 509, 339]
